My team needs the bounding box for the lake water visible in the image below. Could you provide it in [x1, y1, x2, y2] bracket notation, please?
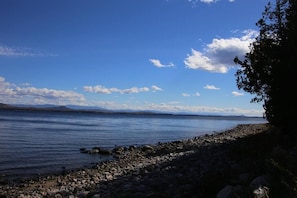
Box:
[0, 109, 266, 181]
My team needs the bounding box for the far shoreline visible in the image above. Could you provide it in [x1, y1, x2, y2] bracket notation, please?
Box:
[0, 102, 264, 118]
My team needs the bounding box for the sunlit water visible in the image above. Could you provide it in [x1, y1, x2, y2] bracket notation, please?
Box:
[0, 110, 266, 181]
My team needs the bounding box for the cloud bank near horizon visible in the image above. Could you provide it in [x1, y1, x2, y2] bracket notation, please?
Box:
[0, 77, 85, 105]
[83, 85, 163, 94]
[0, 76, 263, 116]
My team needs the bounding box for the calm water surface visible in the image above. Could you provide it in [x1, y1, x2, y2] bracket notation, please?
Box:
[0, 110, 266, 181]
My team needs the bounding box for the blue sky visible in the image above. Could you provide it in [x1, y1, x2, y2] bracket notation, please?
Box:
[0, 0, 269, 116]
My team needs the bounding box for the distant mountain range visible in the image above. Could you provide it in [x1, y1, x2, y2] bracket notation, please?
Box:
[0, 103, 73, 112]
[0, 103, 171, 116]
[0, 103, 260, 118]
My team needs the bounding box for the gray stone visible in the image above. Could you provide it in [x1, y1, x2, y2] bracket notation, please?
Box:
[112, 146, 125, 154]
[99, 149, 112, 155]
[253, 186, 269, 198]
[216, 185, 240, 198]
[143, 145, 153, 150]
[249, 175, 270, 192]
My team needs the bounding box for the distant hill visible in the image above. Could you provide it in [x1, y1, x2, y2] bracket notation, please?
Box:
[0, 103, 175, 116]
[42, 106, 72, 111]
[65, 105, 108, 111]
[0, 103, 73, 112]
[0, 103, 263, 118]
[0, 103, 126, 115]
[0, 103, 14, 109]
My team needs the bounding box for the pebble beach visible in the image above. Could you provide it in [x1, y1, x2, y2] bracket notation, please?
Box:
[0, 123, 275, 198]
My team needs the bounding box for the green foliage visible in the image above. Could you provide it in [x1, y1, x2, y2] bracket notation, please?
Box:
[234, 0, 297, 131]
[266, 146, 297, 197]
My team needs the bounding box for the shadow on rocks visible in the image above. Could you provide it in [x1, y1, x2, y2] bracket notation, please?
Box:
[87, 125, 288, 198]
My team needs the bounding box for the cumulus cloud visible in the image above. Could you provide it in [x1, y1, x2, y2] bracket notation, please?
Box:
[184, 49, 228, 73]
[0, 76, 85, 105]
[14, 87, 84, 99]
[204, 84, 220, 90]
[83, 85, 119, 94]
[151, 85, 163, 92]
[84, 85, 163, 94]
[149, 59, 175, 68]
[121, 87, 149, 94]
[0, 45, 57, 57]
[232, 91, 244, 96]
[184, 29, 258, 73]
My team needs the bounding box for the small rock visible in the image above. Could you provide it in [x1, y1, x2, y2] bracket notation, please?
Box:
[129, 145, 137, 150]
[253, 186, 269, 198]
[112, 146, 125, 154]
[177, 146, 183, 150]
[99, 149, 112, 155]
[91, 148, 100, 154]
[142, 145, 153, 151]
[216, 185, 240, 198]
[80, 148, 87, 153]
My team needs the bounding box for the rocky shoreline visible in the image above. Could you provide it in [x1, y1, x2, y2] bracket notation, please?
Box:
[0, 123, 277, 197]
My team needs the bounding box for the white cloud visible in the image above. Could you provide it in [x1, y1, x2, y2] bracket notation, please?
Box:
[200, 0, 216, 3]
[184, 49, 228, 73]
[14, 87, 82, 99]
[151, 85, 163, 92]
[232, 91, 244, 96]
[0, 76, 86, 105]
[74, 100, 255, 117]
[149, 59, 175, 68]
[121, 87, 149, 94]
[182, 93, 191, 97]
[143, 102, 263, 116]
[187, 0, 234, 7]
[0, 76, 263, 116]
[84, 85, 163, 94]
[182, 92, 200, 97]
[194, 92, 201, 96]
[83, 85, 119, 94]
[184, 29, 258, 73]
[204, 84, 220, 90]
[0, 45, 57, 57]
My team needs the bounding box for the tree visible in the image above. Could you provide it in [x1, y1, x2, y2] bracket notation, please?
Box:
[234, 0, 297, 133]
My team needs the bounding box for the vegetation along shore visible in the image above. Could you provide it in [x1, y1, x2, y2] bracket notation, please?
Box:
[1, 123, 296, 197]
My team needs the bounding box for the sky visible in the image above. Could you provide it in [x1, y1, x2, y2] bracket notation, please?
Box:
[0, 0, 270, 116]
